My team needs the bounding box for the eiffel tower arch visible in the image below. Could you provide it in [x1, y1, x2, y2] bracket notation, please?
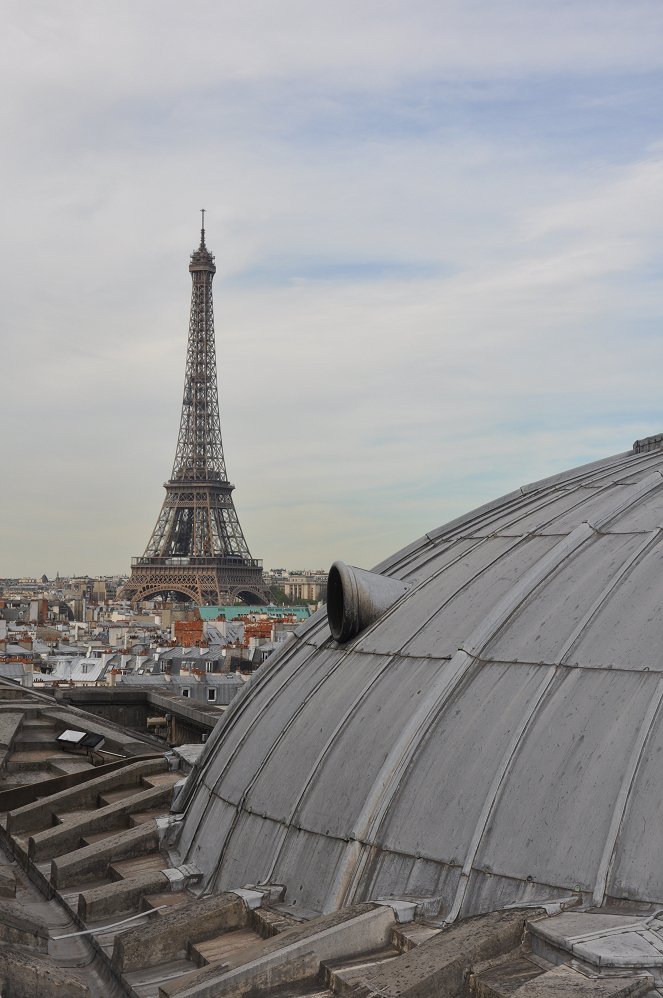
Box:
[121, 216, 271, 607]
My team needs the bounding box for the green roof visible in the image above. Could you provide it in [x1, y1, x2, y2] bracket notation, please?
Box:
[198, 605, 312, 622]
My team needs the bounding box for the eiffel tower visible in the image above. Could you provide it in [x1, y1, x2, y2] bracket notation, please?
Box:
[121, 214, 271, 606]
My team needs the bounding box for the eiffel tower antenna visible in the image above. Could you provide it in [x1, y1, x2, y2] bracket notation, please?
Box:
[121, 219, 271, 607]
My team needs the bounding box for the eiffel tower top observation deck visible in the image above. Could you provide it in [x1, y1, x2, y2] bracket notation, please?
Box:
[121, 215, 271, 606]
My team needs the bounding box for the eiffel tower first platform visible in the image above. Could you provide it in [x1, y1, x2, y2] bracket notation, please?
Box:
[121, 216, 271, 607]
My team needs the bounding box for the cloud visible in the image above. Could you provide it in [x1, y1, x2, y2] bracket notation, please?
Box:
[2, 2, 663, 576]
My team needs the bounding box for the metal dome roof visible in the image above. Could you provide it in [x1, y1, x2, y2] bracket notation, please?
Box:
[174, 434, 663, 920]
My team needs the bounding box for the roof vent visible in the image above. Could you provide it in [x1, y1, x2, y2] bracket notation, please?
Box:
[327, 561, 411, 643]
[633, 431, 663, 454]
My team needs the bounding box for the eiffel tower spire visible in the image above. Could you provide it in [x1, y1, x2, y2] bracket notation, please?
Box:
[121, 220, 270, 606]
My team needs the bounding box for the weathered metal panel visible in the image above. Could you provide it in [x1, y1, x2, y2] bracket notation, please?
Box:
[466, 487, 602, 538]
[293, 606, 335, 648]
[180, 793, 237, 880]
[592, 448, 663, 481]
[179, 637, 336, 817]
[401, 536, 558, 659]
[209, 809, 294, 896]
[244, 650, 401, 819]
[461, 867, 576, 917]
[608, 493, 663, 530]
[518, 451, 632, 493]
[418, 488, 527, 541]
[570, 541, 663, 669]
[377, 662, 546, 861]
[392, 537, 479, 585]
[292, 656, 440, 838]
[230, 820, 348, 915]
[474, 669, 657, 891]
[354, 536, 553, 657]
[356, 849, 459, 912]
[543, 484, 662, 533]
[606, 708, 663, 902]
[485, 533, 644, 664]
[372, 533, 436, 577]
[213, 647, 346, 804]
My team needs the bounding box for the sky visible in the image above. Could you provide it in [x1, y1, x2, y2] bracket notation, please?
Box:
[3, 1, 663, 578]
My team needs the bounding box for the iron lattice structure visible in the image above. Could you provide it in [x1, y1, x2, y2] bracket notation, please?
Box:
[122, 220, 270, 606]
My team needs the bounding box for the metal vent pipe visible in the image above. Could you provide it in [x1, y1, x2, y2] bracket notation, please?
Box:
[327, 561, 411, 643]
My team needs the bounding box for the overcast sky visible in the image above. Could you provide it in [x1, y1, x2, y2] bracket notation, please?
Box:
[3, 1, 663, 578]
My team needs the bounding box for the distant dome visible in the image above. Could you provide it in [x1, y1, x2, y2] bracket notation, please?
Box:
[175, 435, 663, 919]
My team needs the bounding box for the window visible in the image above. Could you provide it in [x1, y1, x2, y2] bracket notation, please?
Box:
[181, 687, 190, 698]
[207, 688, 217, 702]
[81, 663, 88, 674]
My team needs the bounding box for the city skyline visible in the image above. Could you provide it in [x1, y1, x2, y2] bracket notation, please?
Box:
[3, 2, 663, 577]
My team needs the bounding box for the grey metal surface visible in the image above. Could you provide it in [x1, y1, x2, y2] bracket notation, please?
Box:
[175, 440, 663, 919]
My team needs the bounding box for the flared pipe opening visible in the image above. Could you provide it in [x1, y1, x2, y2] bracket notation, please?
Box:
[328, 562, 359, 642]
[327, 561, 411, 643]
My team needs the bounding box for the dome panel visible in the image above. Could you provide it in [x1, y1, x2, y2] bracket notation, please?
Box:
[570, 541, 663, 669]
[365, 536, 499, 643]
[392, 537, 480, 585]
[401, 536, 558, 660]
[376, 661, 546, 862]
[181, 794, 237, 883]
[208, 809, 293, 893]
[609, 493, 663, 531]
[608, 705, 663, 901]
[293, 657, 442, 839]
[462, 866, 571, 916]
[474, 669, 657, 890]
[210, 818, 348, 914]
[356, 536, 557, 657]
[194, 637, 320, 777]
[243, 651, 407, 821]
[211, 647, 346, 805]
[604, 450, 663, 483]
[357, 850, 458, 910]
[484, 532, 645, 665]
[544, 482, 663, 534]
[294, 606, 337, 649]
[467, 485, 610, 538]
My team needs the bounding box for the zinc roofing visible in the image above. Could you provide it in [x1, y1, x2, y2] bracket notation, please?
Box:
[48, 658, 108, 683]
[175, 438, 663, 919]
